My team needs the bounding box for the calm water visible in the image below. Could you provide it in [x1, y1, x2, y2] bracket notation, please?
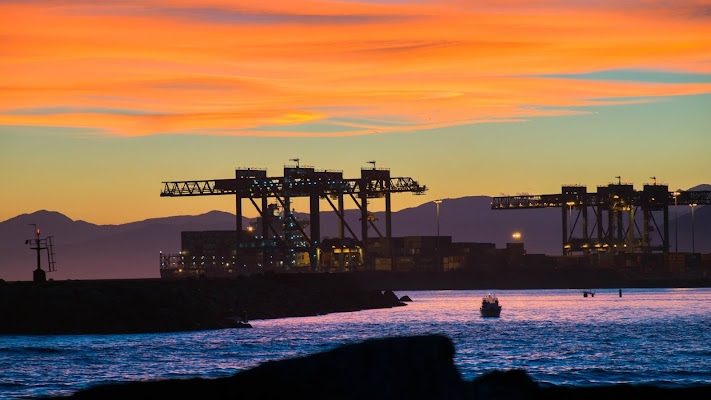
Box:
[2, 288, 711, 398]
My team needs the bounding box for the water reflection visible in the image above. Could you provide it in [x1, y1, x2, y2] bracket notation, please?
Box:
[2, 288, 711, 398]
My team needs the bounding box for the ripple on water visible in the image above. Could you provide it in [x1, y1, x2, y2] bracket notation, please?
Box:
[0, 346, 66, 355]
[2, 288, 711, 398]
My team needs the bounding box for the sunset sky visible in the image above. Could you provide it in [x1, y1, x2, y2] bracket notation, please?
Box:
[2, 0, 710, 224]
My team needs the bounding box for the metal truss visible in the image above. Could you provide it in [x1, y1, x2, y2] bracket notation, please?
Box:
[492, 183, 710, 255]
[160, 164, 427, 272]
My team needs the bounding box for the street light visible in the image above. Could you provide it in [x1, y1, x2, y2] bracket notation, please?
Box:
[673, 191, 680, 253]
[434, 199, 442, 236]
[434, 199, 442, 271]
[690, 203, 698, 253]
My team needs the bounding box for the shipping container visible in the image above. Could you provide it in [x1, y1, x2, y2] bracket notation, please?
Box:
[374, 257, 392, 272]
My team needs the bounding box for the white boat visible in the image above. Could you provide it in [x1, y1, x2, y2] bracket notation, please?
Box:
[480, 294, 502, 318]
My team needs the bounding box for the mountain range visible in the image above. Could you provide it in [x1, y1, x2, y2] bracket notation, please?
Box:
[1, 185, 709, 282]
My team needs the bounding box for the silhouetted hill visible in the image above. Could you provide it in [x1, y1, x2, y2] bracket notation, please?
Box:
[688, 184, 711, 191]
[0, 210, 246, 281]
[672, 184, 709, 217]
[2, 184, 709, 281]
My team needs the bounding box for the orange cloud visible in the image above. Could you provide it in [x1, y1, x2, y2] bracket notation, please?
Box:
[1, 0, 710, 136]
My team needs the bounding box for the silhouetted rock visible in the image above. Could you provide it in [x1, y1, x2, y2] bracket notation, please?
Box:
[466, 369, 539, 399]
[540, 383, 711, 400]
[55, 334, 711, 400]
[382, 289, 400, 303]
[64, 335, 462, 400]
[400, 295, 412, 302]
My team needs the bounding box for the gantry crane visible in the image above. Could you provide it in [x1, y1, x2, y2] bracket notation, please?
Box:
[160, 161, 426, 271]
[492, 179, 710, 255]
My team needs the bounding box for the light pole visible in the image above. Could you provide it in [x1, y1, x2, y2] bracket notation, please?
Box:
[690, 203, 698, 253]
[673, 191, 680, 253]
[434, 199, 442, 271]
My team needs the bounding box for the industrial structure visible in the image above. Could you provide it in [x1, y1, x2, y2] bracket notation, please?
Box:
[492, 178, 711, 255]
[25, 224, 56, 283]
[159, 161, 426, 277]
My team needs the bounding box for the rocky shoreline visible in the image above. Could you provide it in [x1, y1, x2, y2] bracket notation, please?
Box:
[0, 273, 405, 335]
[54, 334, 711, 399]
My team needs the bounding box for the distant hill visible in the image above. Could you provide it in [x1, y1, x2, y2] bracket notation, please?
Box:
[688, 184, 711, 191]
[2, 185, 709, 281]
[672, 184, 710, 217]
[0, 210, 245, 282]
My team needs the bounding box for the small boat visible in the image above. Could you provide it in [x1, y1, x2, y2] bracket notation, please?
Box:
[480, 294, 502, 318]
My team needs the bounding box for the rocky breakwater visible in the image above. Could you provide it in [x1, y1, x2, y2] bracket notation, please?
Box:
[0, 273, 405, 335]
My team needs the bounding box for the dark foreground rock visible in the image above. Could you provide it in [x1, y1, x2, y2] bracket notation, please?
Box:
[0, 274, 405, 334]
[52, 334, 711, 400]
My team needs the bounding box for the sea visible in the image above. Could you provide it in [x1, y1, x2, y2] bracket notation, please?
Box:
[2, 288, 711, 398]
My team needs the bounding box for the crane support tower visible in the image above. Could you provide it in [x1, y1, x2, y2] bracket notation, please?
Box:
[160, 161, 426, 272]
[491, 179, 710, 255]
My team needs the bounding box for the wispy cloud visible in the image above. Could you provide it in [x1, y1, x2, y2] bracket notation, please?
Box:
[533, 70, 711, 83]
[1, 0, 710, 136]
